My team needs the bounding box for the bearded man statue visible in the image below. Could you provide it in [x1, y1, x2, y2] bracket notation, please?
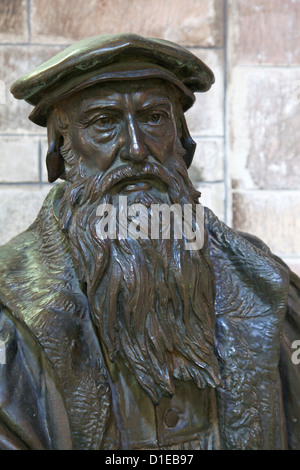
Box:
[0, 34, 299, 451]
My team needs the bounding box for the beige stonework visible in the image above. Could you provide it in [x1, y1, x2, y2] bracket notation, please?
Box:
[0, 185, 52, 246]
[228, 0, 300, 66]
[31, 0, 224, 47]
[185, 49, 224, 136]
[227, 66, 300, 190]
[227, 0, 299, 271]
[233, 191, 300, 256]
[195, 182, 225, 221]
[0, 46, 63, 134]
[40, 139, 49, 183]
[0, 136, 40, 182]
[283, 258, 300, 279]
[188, 137, 224, 183]
[0, 0, 28, 43]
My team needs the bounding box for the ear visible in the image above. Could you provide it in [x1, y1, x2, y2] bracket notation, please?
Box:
[180, 114, 196, 168]
[46, 138, 65, 183]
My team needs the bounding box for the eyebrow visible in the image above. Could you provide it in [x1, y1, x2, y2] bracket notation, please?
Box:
[136, 97, 172, 111]
[81, 95, 172, 112]
[80, 101, 123, 115]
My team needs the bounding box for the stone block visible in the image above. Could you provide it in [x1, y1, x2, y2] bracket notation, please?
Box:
[0, 45, 64, 133]
[188, 137, 224, 183]
[40, 138, 49, 182]
[232, 191, 300, 256]
[196, 182, 225, 222]
[283, 258, 300, 279]
[0, 0, 28, 43]
[227, 67, 300, 190]
[185, 49, 224, 136]
[0, 185, 52, 246]
[228, 0, 300, 66]
[0, 136, 40, 182]
[31, 0, 223, 47]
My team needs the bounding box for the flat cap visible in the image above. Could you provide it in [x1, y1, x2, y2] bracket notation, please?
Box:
[10, 33, 215, 127]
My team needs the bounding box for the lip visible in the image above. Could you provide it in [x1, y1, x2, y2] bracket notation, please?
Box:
[123, 181, 152, 192]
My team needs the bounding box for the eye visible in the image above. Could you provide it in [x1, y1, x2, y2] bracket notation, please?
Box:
[92, 115, 117, 130]
[142, 111, 168, 126]
[148, 113, 163, 124]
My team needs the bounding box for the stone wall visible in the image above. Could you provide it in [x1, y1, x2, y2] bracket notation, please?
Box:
[0, 0, 299, 275]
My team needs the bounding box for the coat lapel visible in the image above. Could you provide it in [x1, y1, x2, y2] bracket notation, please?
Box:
[206, 208, 289, 449]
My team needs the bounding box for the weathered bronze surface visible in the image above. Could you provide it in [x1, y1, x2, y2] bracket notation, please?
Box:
[0, 34, 299, 450]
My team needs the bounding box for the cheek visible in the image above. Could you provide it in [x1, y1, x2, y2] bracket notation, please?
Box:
[72, 128, 118, 172]
[144, 126, 177, 163]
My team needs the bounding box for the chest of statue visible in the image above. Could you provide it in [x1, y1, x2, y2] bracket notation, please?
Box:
[104, 358, 220, 450]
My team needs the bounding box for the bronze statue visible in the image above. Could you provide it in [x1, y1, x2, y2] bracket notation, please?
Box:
[0, 34, 299, 450]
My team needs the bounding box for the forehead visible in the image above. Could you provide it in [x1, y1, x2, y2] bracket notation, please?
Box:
[61, 79, 177, 115]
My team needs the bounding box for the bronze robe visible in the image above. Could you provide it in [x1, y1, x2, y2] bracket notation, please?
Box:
[0, 184, 299, 450]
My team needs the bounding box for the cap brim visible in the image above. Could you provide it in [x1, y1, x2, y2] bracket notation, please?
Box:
[29, 63, 197, 126]
[11, 33, 215, 127]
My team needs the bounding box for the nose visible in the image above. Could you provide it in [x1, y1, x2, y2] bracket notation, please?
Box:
[120, 115, 148, 163]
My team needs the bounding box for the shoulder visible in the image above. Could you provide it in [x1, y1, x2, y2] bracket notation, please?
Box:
[204, 206, 290, 289]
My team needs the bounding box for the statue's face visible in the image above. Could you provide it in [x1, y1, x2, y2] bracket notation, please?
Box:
[63, 80, 180, 188]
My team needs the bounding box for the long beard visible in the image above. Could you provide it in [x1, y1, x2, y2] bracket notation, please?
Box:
[59, 142, 220, 403]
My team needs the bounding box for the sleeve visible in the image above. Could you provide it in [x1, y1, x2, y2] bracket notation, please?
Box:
[236, 230, 300, 449]
[0, 305, 50, 449]
[0, 305, 71, 450]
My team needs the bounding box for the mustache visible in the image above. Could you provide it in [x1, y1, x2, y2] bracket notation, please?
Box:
[60, 160, 175, 232]
[79, 161, 173, 205]
[60, 140, 201, 210]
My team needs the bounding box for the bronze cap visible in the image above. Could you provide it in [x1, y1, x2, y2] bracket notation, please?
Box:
[10, 33, 215, 127]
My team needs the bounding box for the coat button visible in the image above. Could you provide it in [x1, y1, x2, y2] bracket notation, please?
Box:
[164, 409, 179, 428]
